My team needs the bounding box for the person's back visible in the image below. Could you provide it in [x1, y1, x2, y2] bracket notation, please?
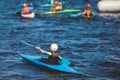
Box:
[52, 1, 62, 11]
[36, 43, 61, 65]
[47, 51, 60, 64]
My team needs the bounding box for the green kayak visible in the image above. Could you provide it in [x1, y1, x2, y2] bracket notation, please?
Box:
[39, 9, 81, 14]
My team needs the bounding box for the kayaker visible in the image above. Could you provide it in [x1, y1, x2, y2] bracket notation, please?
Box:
[22, 3, 31, 14]
[36, 43, 62, 64]
[52, 1, 62, 11]
[83, 3, 92, 19]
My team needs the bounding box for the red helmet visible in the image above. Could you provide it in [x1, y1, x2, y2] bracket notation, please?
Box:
[54, 1, 59, 6]
[86, 4, 91, 8]
[23, 3, 28, 7]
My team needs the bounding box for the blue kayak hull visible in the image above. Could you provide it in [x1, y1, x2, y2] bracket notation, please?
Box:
[19, 54, 83, 74]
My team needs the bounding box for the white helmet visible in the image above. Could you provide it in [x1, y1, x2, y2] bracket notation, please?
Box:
[50, 43, 58, 51]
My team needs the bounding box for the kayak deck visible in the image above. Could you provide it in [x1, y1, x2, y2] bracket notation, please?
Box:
[19, 54, 83, 74]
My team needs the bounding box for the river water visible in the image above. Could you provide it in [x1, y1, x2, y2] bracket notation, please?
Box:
[0, 0, 120, 80]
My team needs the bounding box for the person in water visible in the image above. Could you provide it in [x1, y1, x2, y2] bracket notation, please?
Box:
[83, 4, 92, 19]
[22, 3, 31, 14]
[52, 1, 62, 11]
[36, 43, 62, 64]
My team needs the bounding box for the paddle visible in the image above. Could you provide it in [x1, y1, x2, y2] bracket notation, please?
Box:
[70, 12, 84, 17]
[21, 40, 35, 47]
[21, 40, 71, 65]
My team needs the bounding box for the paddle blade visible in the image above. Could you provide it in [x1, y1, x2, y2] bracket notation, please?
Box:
[21, 40, 35, 47]
[70, 14, 78, 17]
[70, 13, 82, 17]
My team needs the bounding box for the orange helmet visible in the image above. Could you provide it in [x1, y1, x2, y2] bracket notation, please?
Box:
[54, 1, 59, 6]
[86, 4, 91, 8]
[23, 3, 28, 7]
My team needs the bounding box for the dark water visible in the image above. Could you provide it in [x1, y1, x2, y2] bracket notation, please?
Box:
[0, 0, 120, 80]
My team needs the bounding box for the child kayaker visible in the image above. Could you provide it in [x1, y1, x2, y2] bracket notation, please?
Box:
[52, 1, 62, 11]
[83, 3, 92, 19]
[22, 3, 31, 14]
[36, 43, 62, 64]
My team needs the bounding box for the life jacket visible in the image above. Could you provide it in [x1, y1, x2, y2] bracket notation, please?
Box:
[23, 7, 31, 14]
[84, 9, 92, 18]
[47, 51, 60, 64]
[52, 3, 62, 11]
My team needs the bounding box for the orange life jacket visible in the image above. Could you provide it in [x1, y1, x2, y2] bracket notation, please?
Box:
[84, 9, 92, 18]
[86, 10, 91, 18]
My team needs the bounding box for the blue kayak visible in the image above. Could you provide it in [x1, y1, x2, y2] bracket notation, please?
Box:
[19, 54, 83, 74]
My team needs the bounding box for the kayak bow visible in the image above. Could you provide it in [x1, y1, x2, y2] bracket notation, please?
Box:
[21, 12, 35, 18]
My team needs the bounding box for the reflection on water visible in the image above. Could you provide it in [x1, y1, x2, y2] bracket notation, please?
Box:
[0, 0, 120, 80]
[99, 13, 120, 18]
[21, 18, 31, 26]
[46, 71, 59, 80]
